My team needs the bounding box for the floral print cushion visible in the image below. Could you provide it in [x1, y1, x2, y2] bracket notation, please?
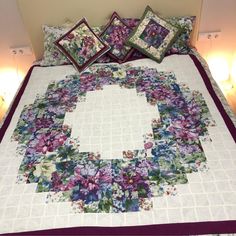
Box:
[54, 18, 110, 72]
[126, 6, 181, 63]
[123, 16, 195, 57]
[40, 25, 104, 66]
[100, 12, 134, 63]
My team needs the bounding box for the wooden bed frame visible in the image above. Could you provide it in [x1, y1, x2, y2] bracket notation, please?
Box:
[17, 0, 203, 61]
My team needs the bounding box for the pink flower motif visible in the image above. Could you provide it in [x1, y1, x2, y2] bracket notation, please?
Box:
[79, 47, 89, 57]
[144, 142, 153, 149]
[83, 36, 95, 47]
[123, 150, 134, 159]
[66, 33, 75, 40]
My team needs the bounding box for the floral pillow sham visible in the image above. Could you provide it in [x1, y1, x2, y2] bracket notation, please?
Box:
[40, 25, 71, 66]
[54, 18, 110, 72]
[40, 25, 104, 66]
[100, 12, 134, 63]
[126, 6, 181, 63]
[166, 16, 196, 55]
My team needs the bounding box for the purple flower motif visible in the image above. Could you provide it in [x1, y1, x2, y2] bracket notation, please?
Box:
[52, 51, 59, 59]
[122, 18, 140, 29]
[26, 129, 69, 155]
[66, 33, 75, 41]
[35, 117, 54, 130]
[83, 36, 95, 47]
[178, 142, 202, 155]
[140, 20, 169, 48]
[47, 105, 65, 116]
[167, 116, 200, 141]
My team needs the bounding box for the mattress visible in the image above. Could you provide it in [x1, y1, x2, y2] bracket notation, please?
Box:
[0, 52, 236, 235]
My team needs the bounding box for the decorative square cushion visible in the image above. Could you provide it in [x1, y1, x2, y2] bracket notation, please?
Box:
[124, 16, 195, 57]
[54, 18, 110, 72]
[99, 12, 134, 63]
[126, 6, 181, 63]
[40, 25, 104, 66]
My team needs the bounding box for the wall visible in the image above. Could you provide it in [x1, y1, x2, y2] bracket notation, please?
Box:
[196, 0, 236, 83]
[0, 0, 35, 70]
[0, 0, 35, 105]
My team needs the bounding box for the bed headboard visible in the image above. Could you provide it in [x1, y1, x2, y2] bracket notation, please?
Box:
[17, 0, 203, 61]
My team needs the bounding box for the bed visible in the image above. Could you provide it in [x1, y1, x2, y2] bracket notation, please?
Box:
[0, 0, 236, 235]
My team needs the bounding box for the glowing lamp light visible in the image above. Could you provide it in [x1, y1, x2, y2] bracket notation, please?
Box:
[0, 68, 24, 106]
[207, 57, 230, 83]
[231, 59, 236, 83]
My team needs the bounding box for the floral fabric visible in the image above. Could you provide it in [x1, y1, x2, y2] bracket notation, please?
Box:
[100, 12, 134, 63]
[166, 16, 196, 55]
[126, 6, 181, 63]
[12, 63, 215, 213]
[122, 18, 146, 60]
[40, 25, 104, 66]
[123, 16, 196, 56]
[40, 25, 71, 66]
[54, 18, 110, 72]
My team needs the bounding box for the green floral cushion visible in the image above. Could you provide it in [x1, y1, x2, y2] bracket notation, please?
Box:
[40, 25, 103, 66]
[123, 16, 196, 56]
[126, 6, 181, 63]
[54, 18, 110, 72]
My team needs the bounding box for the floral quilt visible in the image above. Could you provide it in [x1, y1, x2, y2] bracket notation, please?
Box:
[11, 63, 216, 214]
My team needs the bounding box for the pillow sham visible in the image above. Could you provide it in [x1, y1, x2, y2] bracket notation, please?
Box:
[40, 24, 105, 66]
[99, 12, 134, 63]
[54, 18, 110, 72]
[165, 16, 196, 54]
[40, 25, 71, 66]
[126, 6, 181, 63]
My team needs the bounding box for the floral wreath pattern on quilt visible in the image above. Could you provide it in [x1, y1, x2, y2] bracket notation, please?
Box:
[12, 64, 215, 213]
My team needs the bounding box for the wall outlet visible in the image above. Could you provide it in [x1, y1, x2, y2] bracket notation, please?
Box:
[9, 46, 32, 55]
[198, 31, 222, 40]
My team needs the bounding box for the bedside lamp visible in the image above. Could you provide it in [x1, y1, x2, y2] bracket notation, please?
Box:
[207, 56, 233, 91]
[0, 68, 23, 107]
[0, 94, 4, 104]
[231, 59, 236, 84]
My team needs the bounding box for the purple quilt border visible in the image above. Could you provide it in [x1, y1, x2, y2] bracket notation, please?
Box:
[2, 220, 236, 235]
[0, 56, 236, 234]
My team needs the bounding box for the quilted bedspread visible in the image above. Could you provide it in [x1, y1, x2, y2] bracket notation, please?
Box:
[0, 55, 235, 234]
